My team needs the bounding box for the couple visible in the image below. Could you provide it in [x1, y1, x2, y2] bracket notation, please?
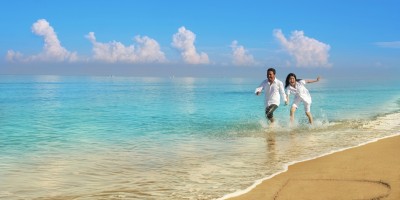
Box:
[255, 68, 320, 125]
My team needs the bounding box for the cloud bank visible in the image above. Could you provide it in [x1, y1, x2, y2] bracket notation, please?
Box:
[374, 41, 400, 48]
[86, 32, 166, 63]
[230, 40, 256, 66]
[171, 26, 209, 64]
[6, 19, 335, 69]
[7, 19, 78, 62]
[273, 29, 331, 67]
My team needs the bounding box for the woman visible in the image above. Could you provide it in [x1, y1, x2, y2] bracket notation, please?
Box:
[285, 73, 320, 125]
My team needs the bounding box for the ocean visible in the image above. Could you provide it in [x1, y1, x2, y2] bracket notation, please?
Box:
[0, 75, 399, 200]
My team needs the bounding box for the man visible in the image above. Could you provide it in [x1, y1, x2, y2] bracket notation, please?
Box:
[255, 68, 287, 123]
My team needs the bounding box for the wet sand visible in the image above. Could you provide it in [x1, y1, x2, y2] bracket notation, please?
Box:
[227, 135, 400, 200]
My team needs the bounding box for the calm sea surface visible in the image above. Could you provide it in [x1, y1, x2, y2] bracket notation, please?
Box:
[1, 75, 399, 199]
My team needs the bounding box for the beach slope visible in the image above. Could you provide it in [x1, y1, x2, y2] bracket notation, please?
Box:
[227, 135, 400, 200]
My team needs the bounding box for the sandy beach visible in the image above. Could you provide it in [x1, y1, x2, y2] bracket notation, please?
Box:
[227, 135, 400, 200]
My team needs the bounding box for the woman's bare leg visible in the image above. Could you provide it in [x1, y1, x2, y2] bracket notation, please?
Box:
[290, 107, 296, 124]
[306, 112, 313, 124]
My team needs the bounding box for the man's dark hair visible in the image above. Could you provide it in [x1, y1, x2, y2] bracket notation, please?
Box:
[267, 68, 276, 75]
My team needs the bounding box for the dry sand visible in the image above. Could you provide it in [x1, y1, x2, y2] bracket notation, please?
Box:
[227, 135, 400, 200]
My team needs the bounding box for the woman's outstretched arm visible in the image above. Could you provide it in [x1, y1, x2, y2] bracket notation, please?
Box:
[306, 76, 320, 84]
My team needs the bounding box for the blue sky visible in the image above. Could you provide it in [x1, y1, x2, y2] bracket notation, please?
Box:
[1, 0, 399, 77]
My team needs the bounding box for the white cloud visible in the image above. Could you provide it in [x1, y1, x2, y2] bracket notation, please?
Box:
[7, 19, 78, 63]
[6, 50, 23, 62]
[171, 26, 209, 64]
[86, 32, 166, 63]
[374, 41, 400, 48]
[230, 40, 256, 66]
[273, 29, 331, 67]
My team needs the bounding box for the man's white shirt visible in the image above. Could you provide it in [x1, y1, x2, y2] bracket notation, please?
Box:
[255, 78, 287, 107]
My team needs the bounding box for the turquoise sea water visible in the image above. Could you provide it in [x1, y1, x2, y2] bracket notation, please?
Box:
[1, 75, 399, 199]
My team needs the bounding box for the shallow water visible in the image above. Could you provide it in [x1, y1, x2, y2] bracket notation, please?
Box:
[0, 75, 399, 199]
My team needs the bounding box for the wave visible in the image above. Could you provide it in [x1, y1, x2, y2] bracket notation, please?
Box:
[217, 111, 400, 200]
[216, 110, 400, 200]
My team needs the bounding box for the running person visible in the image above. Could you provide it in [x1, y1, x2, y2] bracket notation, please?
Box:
[284, 73, 320, 125]
[255, 68, 287, 124]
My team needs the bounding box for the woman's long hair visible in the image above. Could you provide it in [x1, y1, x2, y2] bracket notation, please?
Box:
[285, 73, 301, 88]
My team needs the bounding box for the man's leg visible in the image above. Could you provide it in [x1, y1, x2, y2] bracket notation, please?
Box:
[265, 104, 278, 123]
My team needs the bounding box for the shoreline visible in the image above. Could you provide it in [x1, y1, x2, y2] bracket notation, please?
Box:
[218, 133, 400, 200]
